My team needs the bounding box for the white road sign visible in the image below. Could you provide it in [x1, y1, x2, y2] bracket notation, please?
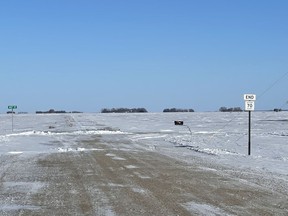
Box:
[244, 94, 256, 101]
[245, 101, 255, 111]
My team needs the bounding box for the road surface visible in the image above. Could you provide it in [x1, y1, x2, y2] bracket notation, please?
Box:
[0, 132, 287, 216]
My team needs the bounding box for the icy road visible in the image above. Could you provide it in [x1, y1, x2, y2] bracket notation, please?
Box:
[0, 112, 287, 215]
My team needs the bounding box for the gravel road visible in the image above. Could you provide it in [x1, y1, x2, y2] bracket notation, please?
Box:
[0, 134, 287, 216]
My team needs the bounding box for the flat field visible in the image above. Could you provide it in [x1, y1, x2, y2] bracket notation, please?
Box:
[0, 112, 287, 215]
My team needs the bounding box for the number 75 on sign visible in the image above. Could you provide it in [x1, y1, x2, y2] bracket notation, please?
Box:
[245, 101, 255, 111]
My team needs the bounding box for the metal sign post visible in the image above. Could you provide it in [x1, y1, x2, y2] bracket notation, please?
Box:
[244, 95, 256, 156]
[248, 111, 251, 155]
[8, 105, 17, 132]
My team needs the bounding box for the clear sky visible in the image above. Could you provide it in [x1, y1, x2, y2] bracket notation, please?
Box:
[1, 0, 287, 113]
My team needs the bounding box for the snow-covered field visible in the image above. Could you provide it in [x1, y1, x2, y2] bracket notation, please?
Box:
[1, 112, 288, 215]
[1, 112, 287, 176]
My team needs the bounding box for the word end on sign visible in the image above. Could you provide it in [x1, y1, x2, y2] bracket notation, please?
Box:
[244, 94, 256, 101]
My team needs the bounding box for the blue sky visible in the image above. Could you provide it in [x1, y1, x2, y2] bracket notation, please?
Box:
[1, 0, 287, 113]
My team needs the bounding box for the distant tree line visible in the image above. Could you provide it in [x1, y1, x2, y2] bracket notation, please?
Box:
[272, 108, 288, 112]
[163, 108, 194, 112]
[219, 107, 243, 112]
[36, 109, 66, 114]
[36, 109, 82, 114]
[6, 111, 16, 114]
[101, 108, 148, 113]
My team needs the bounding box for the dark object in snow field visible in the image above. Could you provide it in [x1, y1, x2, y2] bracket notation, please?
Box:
[174, 121, 184, 125]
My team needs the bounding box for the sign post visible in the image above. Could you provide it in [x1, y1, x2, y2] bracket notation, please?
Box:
[8, 105, 17, 132]
[244, 95, 256, 155]
[248, 110, 251, 155]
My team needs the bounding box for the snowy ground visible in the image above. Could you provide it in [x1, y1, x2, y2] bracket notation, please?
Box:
[78, 112, 288, 176]
[0, 112, 287, 215]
